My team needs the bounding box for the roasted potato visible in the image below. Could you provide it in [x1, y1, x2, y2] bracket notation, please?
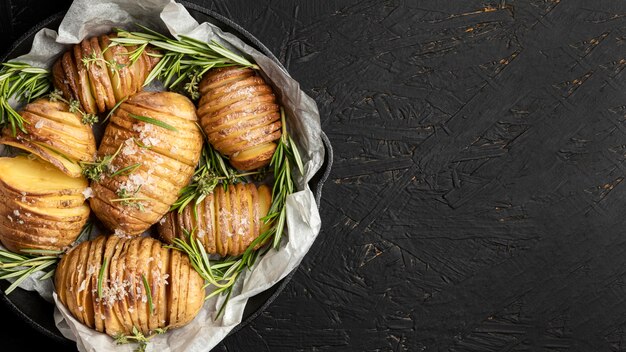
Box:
[89, 91, 203, 236]
[52, 33, 160, 115]
[0, 155, 90, 253]
[158, 183, 272, 257]
[0, 98, 97, 178]
[55, 235, 205, 337]
[197, 67, 281, 171]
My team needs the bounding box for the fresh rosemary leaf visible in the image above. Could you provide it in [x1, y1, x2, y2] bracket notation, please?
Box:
[129, 113, 178, 131]
[142, 274, 154, 314]
[104, 96, 127, 122]
[98, 257, 108, 299]
[110, 163, 142, 178]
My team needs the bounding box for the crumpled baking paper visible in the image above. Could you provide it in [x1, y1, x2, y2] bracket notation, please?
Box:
[2, 0, 325, 351]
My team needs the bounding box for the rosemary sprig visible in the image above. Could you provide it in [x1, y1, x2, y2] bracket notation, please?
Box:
[171, 108, 304, 317]
[114, 326, 167, 352]
[141, 274, 154, 314]
[104, 96, 127, 123]
[263, 107, 304, 248]
[48, 89, 99, 126]
[170, 141, 254, 214]
[0, 251, 60, 295]
[110, 24, 258, 99]
[110, 162, 142, 178]
[128, 113, 178, 132]
[0, 62, 51, 135]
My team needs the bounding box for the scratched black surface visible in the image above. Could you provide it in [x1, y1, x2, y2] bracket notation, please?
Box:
[3, 0, 626, 351]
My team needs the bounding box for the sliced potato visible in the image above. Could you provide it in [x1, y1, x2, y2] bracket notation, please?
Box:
[53, 33, 160, 115]
[197, 67, 282, 171]
[0, 99, 96, 178]
[158, 183, 272, 257]
[89, 91, 203, 236]
[55, 236, 205, 337]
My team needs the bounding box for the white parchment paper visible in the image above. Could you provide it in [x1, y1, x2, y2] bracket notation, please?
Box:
[4, 0, 324, 351]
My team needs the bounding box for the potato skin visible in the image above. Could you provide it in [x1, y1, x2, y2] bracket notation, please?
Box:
[0, 156, 90, 253]
[52, 33, 160, 115]
[54, 235, 205, 337]
[197, 67, 282, 171]
[0, 99, 97, 178]
[89, 91, 203, 236]
[158, 183, 272, 257]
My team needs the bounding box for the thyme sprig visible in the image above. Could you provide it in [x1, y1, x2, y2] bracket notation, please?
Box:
[80, 143, 124, 181]
[110, 24, 258, 99]
[172, 108, 303, 317]
[112, 185, 148, 211]
[81, 50, 126, 80]
[48, 89, 99, 126]
[0, 62, 51, 135]
[114, 326, 167, 352]
[170, 140, 255, 214]
[0, 221, 93, 295]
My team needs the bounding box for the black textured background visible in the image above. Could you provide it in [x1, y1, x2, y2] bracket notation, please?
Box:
[3, 0, 626, 351]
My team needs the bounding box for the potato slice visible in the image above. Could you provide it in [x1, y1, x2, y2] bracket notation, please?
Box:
[74, 239, 91, 325]
[135, 237, 153, 334]
[88, 235, 106, 333]
[102, 236, 124, 336]
[168, 250, 180, 327]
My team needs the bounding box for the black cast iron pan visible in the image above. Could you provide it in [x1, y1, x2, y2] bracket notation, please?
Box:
[0, 2, 333, 349]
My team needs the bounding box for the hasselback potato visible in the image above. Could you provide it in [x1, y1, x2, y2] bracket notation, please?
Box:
[0, 98, 97, 178]
[89, 91, 203, 236]
[197, 67, 281, 171]
[158, 183, 272, 257]
[55, 235, 205, 337]
[52, 34, 160, 115]
[0, 155, 90, 253]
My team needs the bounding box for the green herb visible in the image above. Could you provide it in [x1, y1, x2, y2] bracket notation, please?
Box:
[114, 326, 167, 352]
[141, 274, 154, 314]
[170, 141, 256, 214]
[48, 89, 99, 126]
[104, 96, 127, 123]
[128, 113, 178, 132]
[110, 163, 142, 178]
[110, 24, 257, 99]
[0, 62, 51, 135]
[80, 143, 123, 181]
[0, 250, 60, 295]
[98, 257, 108, 299]
[112, 185, 148, 211]
[171, 108, 304, 318]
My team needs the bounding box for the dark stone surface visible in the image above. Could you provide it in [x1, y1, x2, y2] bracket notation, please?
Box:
[4, 0, 626, 351]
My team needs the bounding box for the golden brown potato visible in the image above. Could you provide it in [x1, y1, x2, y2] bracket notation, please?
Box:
[0, 98, 97, 178]
[158, 183, 272, 257]
[52, 33, 160, 115]
[0, 155, 90, 253]
[197, 67, 282, 171]
[55, 235, 205, 337]
[89, 91, 203, 236]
